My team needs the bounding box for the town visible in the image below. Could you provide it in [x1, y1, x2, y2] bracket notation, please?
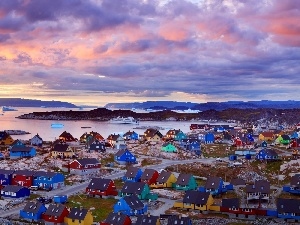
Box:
[0, 122, 300, 225]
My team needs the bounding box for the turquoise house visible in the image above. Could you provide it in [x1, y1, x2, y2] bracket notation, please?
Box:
[161, 143, 177, 153]
[175, 173, 198, 191]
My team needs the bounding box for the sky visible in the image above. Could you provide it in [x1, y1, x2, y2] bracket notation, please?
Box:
[0, 0, 299, 107]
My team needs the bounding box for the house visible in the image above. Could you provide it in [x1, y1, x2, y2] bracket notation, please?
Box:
[113, 195, 148, 216]
[279, 134, 291, 145]
[33, 171, 65, 190]
[64, 207, 93, 225]
[9, 146, 37, 159]
[89, 139, 106, 153]
[20, 201, 47, 221]
[150, 170, 177, 189]
[69, 158, 101, 175]
[165, 129, 187, 141]
[115, 149, 137, 165]
[123, 130, 139, 141]
[0, 169, 15, 185]
[30, 134, 43, 146]
[174, 173, 198, 191]
[140, 169, 159, 185]
[9, 139, 25, 149]
[107, 134, 125, 149]
[86, 178, 118, 198]
[290, 139, 300, 148]
[51, 143, 75, 158]
[161, 143, 177, 153]
[122, 167, 143, 182]
[205, 133, 215, 144]
[256, 148, 279, 161]
[174, 191, 213, 212]
[258, 132, 274, 141]
[166, 215, 192, 225]
[119, 182, 157, 200]
[235, 149, 256, 156]
[283, 174, 300, 195]
[246, 180, 270, 202]
[261, 141, 268, 148]
[42, 203, 69, 225]
[59, 131, 77, 142]
[144, 129, 163, 142]
[100, 212, 132, 225]
[230, 178, 246, 187]
[0, 131, 14, 145]
[135, 214, 160, 225]
[199, 177, 227, 196]
[290, 131, 299, 139]
[11, 170, 36, 187]
[180, 139, 201, 155]
[1, 185, 30, 199]
[277, 198, 300, 220]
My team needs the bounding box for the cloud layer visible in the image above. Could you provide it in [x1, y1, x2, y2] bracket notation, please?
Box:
[0, 0, 299, 105]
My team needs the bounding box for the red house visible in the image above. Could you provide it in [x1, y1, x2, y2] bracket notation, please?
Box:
[291, 139, 300, 148]
[11, 170, 35, 187]
[86, 178, 118, 197]
[101, 212, 131, 225]
[68, 158, 101, 176]
[234, 138, 243, 148]
[42, 203, 69, 224]
[59, 131, 77, 142]
[140, 169, 159, 185]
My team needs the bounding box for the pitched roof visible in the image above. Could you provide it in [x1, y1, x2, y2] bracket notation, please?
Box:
[44, 203, 67, 216]
[87, 178, 112, 190]
[123, 195, 145, 210]
[140, 169, 157, 180]
[0, 169, 15, 175]
[108, 134, 122, 141]
[52, 143, 70, 152]
[104, 212, 130, 225]
[175, 173, 193, 186]
[277, 198, 300, 213]
[22, 201, 45, 214]
[156, 171, 173, 183]
[222, 198, 240, 208]
[76, 158, 100, 166]
[167, 215, 191, 225]
[13, 170, 36, 176]
[10, 146, 33, 152]
[230, 178, 246, 186]
[246, 180, 270, 194]
[205, 177, 222, 189]
[34, 171, 58, 178]
[67, 207, 88, 220]
[121, 182, 146, 195]
[2, 185, 26, 192]
[261, 148, 278, 157]
[290, 174, 300, 187]
[115, 149, 130, 157]
[135, 214, 159, 225]
[124, 167, 140, 178]
[183, 190, 210, 205]
[260, 132, 274, 138]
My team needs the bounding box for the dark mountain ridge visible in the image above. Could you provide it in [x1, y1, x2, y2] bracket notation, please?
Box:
[0, 98, 78, 108]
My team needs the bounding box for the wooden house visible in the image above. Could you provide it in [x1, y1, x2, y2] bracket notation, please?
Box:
[113, 195, 147, 216]
[9, 139, 25, 149]
[59, 131, 77, 143]
[199, 176, 227, 196]
[258, 132, 274, 141]
[283, 174, 300, 195]
[205, 133, 215, 144]
[30, 134, 43, 146]
[277, 198, 300, 221]
[150, 171, 177, 189]
[9, 146, 36, 159]
[101, 212, 132, 225]
[291, 139, 300, 148]
[64, 207, 93, 225]
[246, 180, 270, 202]
[86, 178, 118, 197]
[51, 143, 75, 158]
[89, 139, 106, 153]
[161, 143, 177, 153]
[135, 214, 160, 225]
[122, 167, 143, 182]
[0, 131, 14, 145]
[174, 173, 197, 191]
[115, 149, 137, 165]
[42, 203, 69, 225]
[0, 169, 15, 186]
[1, 185, 30, 199]
[123, 130, 139, 141]
[167, 215, 192, 225]
[165, 129, 187, 141]
[256, 148, 279, 161]
[174, 191, 213, 212]
[33, 171, 65, 190]
[107, 134, 125, 149]
[11, 170, 35, 187]
[119, 182, 157, 200]
[180, 139, 201, 155]
[144, 129, 163, 142]
[69, 158, 101, 175]
[20, 201, 47, 221]
[140, 169, 159, 185]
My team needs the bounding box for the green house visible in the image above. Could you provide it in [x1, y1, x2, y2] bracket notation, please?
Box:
[119, 182, 158, 200]
[161, 143, 177, 153]
[175, 173, 198, 191]
[174, 130, 187, 141]
[276, 135, 291, 145]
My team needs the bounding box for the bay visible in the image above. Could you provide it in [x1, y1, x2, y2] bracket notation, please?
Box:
[0, 107, 197, 142]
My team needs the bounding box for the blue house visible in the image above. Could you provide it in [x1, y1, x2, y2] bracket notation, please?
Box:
[290, 132, 299, 139]
[1, 185, 30, 199]
[33, 171, 65, 190]
[113, 195, 147, 216]
[123, 130, 139, 141]
[122, 167, 143, 183]
[167, 215, 192, 225]
[114, 149, 137, 165]
[277, 198, 300, 220]
[0, 169, 14, 186]
[180, 139, 201, 155]
[261, 141, 268, 148]
[256, 148, 279, 161]
[9, 139, 25, 149]
[283, 174, 300, 195]
[10, 146, 36, 159]
[20, 201, 47, 221]
[89, 139, 106, 153]
[205, 133, 215, 144]
[198, 177, 227, 196]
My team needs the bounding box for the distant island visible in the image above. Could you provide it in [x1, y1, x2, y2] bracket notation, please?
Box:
[105, 100, 300, 111]
[0, 98, 78, 108]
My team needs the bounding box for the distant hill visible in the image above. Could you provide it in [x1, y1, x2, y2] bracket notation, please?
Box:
[105, 100, 300, 110]
[0, 98, 78, 108]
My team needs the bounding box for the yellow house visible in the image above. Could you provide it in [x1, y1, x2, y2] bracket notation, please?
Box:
[258, 132, 274, 141]
[150, 171, 177, 189]
[136, 214, 161, 225]
[174, 191, 214, 212]
[64, 207, 93, 225]
[144, 128, 163, 142]
[0, 132, 14, 145]
[51, 143, 75, 158]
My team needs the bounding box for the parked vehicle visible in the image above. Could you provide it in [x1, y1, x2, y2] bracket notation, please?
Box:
[36, 197, 52, 204]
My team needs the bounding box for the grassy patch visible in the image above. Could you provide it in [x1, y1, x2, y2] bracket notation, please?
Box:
[28, 193, 41, 200]
[114, 178, 124, 189]
[66, 194, 117, 222]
